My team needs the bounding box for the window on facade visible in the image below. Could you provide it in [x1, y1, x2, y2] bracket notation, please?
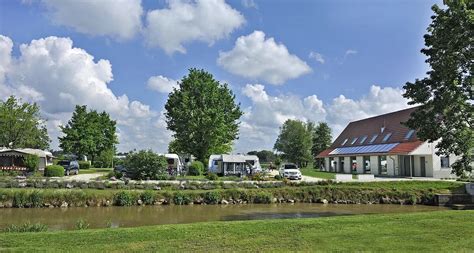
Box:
[369, 134, 378, 144]
[363, 156, 371, 173]
[350, 137, 358, 145]
[359, 135, 368, 144]
[341, 138, 348, 146]
[404, 129, 415, 140]
[379, 155, 387, 175]
[382, 133, 392, 142]
[440, 156, 450, 168]
[350, 156, 357, 172]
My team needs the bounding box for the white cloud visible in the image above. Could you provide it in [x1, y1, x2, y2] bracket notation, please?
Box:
[144, 0, 245, 54]
[309, 51, 325, 64]
[218, 31, 311, 85]
[345, 49, 358, 56]
[234, 84, 409, 152]
[0, 35, 171, 152]
[42, 0, 143, 40]
[147, 75, 178, 94]
[241, 0, 258, 9]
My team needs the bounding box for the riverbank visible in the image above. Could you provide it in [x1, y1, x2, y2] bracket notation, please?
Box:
[0, 210, 472, 252]
[0, 181, 465, 208]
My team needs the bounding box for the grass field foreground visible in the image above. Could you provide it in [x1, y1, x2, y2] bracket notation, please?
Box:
[0, 210, 472, 252]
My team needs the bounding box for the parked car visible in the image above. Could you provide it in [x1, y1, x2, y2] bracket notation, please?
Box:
[57, 160, 79, 176]
[114, 164, 127, 175]
[280, 163, 302, 180]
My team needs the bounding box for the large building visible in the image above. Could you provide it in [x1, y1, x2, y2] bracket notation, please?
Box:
[317, 107, 458, 178]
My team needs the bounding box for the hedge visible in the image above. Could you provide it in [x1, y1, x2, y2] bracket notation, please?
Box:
[44, 165, 64, 177]
[78, 161, 91, 170]
[0, 184, 458, 208]
[188, 161, 204, 176]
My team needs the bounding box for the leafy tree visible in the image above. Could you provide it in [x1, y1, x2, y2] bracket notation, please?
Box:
[93, 148, 115, 168]
[59, 105, 117, 163]
[312, 122, 333, 168]
[247, 150, 275, 163]
[23, 154, 40, 173]
[403, 1, 473, 176]
[124, 150, 168, 180]
[0, 96, 50, 149]
[165, 69, 243, 162]
[274, 119, 313, 167]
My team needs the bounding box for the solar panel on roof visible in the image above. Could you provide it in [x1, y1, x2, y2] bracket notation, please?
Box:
[328, 143, 399, 155]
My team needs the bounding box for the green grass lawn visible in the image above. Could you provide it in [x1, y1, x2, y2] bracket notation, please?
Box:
[79, 168, 113, 174]
[300, 167, 336, 179]
[0, 210, 472, 252]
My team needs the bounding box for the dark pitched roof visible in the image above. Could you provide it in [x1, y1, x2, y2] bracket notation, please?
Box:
[317, 107, 423, 157]
[331, 107, 419, 149]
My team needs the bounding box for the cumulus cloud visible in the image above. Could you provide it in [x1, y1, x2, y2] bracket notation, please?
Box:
[309, 51, 325, 64]
[144, 0, 245, 54]
[147, 75, 178, 94]
[41, 0, 143, 40]
[218, 31, 311, 85]
[0, 35, 171, 152]
[234, 84, 409, 152]
[241, 0, 258, 9]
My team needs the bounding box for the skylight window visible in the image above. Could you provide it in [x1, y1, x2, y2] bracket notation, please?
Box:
[369, 134, 378, 144]
[350, 137, 358, 145]
[382, 133, 392, 142]
[341, 139, 348, 146]
[359, 135, 368, 144]
[404, 129, 415, 140]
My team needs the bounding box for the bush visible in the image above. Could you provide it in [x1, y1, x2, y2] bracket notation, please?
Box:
[124, 150, 168, 180]
[44, 165, 64, 177]
[4, 222, 48, 233]
[114, 191, 134, 206]
[204, 191, 220, 204]
[173, 192, 192, 205]
[206, 173, 219, 181]
[141, 191, 155, 205]
[24, 154, 40, 173]
[188, 161, 204, 176]
[78, 161, 91, 170]
[274, 175, 283, 180]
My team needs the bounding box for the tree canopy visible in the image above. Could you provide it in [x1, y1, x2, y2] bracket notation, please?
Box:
[59, 105, 117, 162]
[247, 150, 276, 163]
[274, 119, 313, 167]
[0, 96, 50, 149]
[312, 122, 332, 167]
[403, 1, 473, 176]
[165, 69, 243, 162]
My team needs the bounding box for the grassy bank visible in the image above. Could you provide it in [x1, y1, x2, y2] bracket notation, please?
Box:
[0, 210, 472, 252]
[300, 167, 336, 179]
[0, 181, 465, 208]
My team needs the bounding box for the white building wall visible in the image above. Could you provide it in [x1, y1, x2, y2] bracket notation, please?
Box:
[356, 156, 364, 174]
[344, 157, 351, 173]
[370, 156, 379, 175]
[387, 155, 397, 176]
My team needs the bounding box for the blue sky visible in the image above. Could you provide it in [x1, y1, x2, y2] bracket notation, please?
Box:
[0, 0, 441, 152]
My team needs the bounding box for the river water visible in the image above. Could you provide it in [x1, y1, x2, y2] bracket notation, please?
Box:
[0, 204, 447, 231]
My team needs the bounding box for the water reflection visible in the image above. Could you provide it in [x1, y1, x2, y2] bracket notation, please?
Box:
[0, 203, 447, 231]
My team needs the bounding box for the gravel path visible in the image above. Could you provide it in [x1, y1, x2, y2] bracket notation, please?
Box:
[63, 173, 105, 181]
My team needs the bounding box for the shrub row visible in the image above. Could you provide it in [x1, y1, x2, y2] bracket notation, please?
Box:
[44, 165, 64, 177]
[0, 186, 441, 208]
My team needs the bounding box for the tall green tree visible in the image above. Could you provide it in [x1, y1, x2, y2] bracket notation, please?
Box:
[59, 105, 117, 163]
[274, 119, 313, 167]
[0, 96, 50, 149]
[312, 122, 332, 168]
[403, 1, 473, 176]
[247, 150, 276, 163]
[165, 69, 243, 162]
